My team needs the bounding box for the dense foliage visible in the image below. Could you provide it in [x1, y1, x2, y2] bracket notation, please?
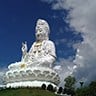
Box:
[64, 76, 76, 96]
[64, 76, 96, 96]
[75, 81, 96, 96]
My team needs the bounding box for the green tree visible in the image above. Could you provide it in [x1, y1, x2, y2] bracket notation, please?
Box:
[41, 84, 46, 90]
[64, 76, 76, 89]
[47, 84, 53, 92]
[75, 81, 96, 96]
[75, 87, 89, 96]
[57, 87, 63, 94]
[89, 81, 96, 96]
[64, 76, 76, 96]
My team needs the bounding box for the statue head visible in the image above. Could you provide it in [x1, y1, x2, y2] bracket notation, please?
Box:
[35, 19, 50, 41]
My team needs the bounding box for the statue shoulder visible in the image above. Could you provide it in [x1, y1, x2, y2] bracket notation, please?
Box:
[28, 42, 36, 52]
[43, 40, 56, 50]
[30, 42, 36, 48]
[43, 40, 55, 45]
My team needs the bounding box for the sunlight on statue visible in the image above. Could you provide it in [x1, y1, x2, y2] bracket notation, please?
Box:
[5, 19, 60, 88]
[21, 19, 56, 68]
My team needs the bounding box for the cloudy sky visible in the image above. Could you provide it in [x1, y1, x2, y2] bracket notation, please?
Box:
[0, 0, 96, 86]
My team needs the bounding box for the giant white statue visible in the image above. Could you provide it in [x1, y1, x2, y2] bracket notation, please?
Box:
[5, 19, 60, 88]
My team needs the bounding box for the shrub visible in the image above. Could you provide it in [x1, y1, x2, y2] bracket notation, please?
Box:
[57, 87, 63, 94]
[47, 84, 53, 92]
[41, 84, 46, 90]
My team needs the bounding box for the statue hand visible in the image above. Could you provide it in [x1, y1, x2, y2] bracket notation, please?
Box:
[21, 41, 28, 61]
[22, 41, 27, 53]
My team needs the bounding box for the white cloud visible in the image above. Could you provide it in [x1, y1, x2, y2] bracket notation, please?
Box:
[54, 58, 75, 87]
[63, 0, 96, 84]
[0, 68, 7, 85]
[55, 38, 67, 46]
[0, 72, 4, 84]
[41, 0, 96, 84]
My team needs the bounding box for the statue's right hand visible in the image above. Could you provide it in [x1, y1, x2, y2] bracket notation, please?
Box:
[22, 41, 27, 52]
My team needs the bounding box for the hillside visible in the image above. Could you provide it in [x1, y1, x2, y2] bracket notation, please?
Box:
[0, 88, 57, 96]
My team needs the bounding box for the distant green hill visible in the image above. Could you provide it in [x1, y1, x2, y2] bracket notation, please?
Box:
[0, 88, 57, 96]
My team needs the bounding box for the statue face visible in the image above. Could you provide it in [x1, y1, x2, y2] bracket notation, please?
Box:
[35, 25, 45, 41]
[35, 19, 50, 41]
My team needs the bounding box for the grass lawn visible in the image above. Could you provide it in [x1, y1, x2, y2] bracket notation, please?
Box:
[0, 87, 56, 96]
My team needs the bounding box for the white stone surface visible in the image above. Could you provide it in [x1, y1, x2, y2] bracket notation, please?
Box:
[21, 19, 56, 68]
[5, 19, 60, 88]
[6, 81, 57, 88]
[5, 66, 60, 85]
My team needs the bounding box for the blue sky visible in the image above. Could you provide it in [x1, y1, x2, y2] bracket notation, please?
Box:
[1, 0, 96, 86]
[0, 0, 82, 68]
